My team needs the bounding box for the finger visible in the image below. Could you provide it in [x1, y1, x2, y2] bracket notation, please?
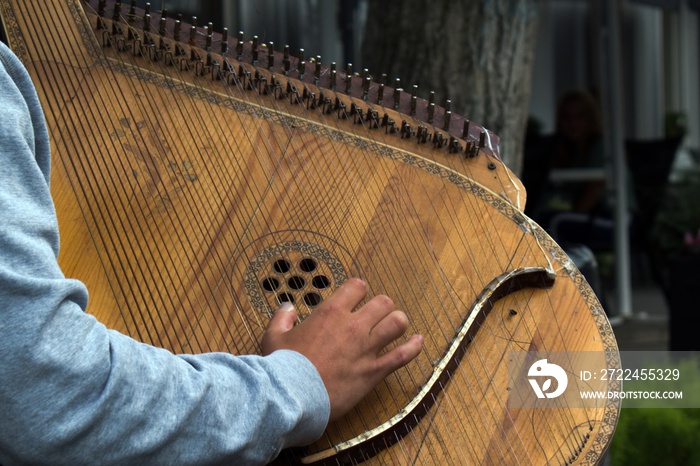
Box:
[368, 310, 409, 352]
[375, 334, 424, 377]
[320, 277, 368, 315]
[268, 301, 298, 332]
[261, 302, 298, 356]
[357, 294, 395, 327]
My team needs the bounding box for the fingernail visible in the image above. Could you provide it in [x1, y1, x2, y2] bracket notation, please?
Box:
[276, 301, 294, 313]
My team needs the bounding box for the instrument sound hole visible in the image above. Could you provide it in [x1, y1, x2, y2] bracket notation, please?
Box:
[299, 258, 317, 272]
[273, 259, 292, 273]
[253, 248, 339, 313]
[288, 276, 306, 290]
[312, 275, 330, 289]
[303, 292, 323, 307]
[277, 292, 295, 304]
[261, 277, 280, 292]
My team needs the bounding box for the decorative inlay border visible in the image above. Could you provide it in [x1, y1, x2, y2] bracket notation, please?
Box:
[243, 240, 347, 314]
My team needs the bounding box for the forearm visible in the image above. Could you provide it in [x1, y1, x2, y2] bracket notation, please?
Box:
[0, 296, 328, 465]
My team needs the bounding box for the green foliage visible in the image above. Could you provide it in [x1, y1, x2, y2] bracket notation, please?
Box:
[652, 169, 700, 259]
[611, 358, 700, 465]
[665, 111, 688, 140]
[611, 408, 700, 466]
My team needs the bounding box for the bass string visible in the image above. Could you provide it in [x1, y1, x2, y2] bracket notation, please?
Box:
[67, 0, 252, 356]
[21, 3, 122, 320]
[60, 0, 260, 356]
[9, 5, 580, 466]
[112, 11, 309, 353]
[21, 2, 196, 351]
[66, 3, 238, 354]
[100, 36, 272, 353]
[83, 2, 303, 353]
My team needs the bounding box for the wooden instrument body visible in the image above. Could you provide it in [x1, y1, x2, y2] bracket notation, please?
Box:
[0, 1, 620, 464]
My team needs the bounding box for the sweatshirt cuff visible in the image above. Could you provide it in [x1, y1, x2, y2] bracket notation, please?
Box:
[265, 349, 330, 447]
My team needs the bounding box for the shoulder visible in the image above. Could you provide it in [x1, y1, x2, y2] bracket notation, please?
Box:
[0, 41, 51, 182]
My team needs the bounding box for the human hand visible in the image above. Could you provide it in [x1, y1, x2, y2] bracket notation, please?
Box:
[261, 278, 424, 422]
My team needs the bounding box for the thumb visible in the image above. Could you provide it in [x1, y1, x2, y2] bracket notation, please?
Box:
[269, 301, 298, 332]
[261, 302, 297, 355]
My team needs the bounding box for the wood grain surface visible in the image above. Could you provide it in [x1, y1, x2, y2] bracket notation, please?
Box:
[0, 1, 620, 464]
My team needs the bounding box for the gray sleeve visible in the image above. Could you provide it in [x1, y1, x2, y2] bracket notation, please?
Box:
[0, 42, 329, 466]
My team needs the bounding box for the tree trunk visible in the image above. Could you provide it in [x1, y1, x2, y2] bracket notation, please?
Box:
[362, 0, 539, 176]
